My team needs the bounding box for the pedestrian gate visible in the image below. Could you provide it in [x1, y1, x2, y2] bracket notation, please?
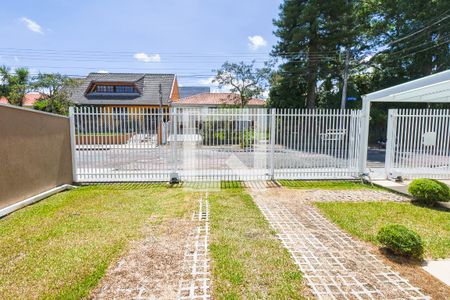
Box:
[385, 109, 450, 179]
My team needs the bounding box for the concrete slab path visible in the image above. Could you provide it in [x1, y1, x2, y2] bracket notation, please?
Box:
[422, 259, 450, 287]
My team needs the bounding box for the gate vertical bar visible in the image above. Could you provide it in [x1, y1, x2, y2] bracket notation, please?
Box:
[270, 108, 276, 180]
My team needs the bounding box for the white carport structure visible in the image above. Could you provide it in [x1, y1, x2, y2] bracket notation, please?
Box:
[358, 70, 450, 176]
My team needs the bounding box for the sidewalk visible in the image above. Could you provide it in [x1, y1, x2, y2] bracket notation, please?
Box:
[373, 179, 450, 197]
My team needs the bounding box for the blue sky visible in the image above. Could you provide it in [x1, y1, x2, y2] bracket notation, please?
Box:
[0, 0, 282, 87]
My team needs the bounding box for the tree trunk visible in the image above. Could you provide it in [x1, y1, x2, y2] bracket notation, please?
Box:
[240, 95, 245, 108]
[306, 44, 318, 108]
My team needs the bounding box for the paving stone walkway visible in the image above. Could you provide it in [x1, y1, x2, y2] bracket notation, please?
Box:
[287, 189, 410, 203]
[177, 196, 211, 300]
[249, 187, 429, 300]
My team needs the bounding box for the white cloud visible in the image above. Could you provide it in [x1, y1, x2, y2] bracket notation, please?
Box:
[198, 76, 216, 85]
[133, 52, 161, 63]
[14, 56, 19, 62]
[97, 70, 109, 73]
[20, 17, 44, 34]
[248, 35, 267, 51]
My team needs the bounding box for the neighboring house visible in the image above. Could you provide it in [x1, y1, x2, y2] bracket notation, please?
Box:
[174, 93, 266, 109]
[70, 72, 180, 111]
[0, 92, 45, 107]
[23, 92, 46, 107]
[179, 86, 210, 99]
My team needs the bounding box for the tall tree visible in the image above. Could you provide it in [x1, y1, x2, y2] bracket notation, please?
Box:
[355, 0, 450, 143]
[213, 61, 271, 108]
[0, 66, 30, 106]
[365, 0, 449, 88]
[270, 0, 373, 108]
[32, 73, 80, 115]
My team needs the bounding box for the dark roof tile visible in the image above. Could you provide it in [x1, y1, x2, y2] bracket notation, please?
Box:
[70, 73, 176, 105]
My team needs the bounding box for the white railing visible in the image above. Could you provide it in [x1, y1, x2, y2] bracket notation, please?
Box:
[70, 106, 172, 182]
[385, 109, 450, 179]
[272, 109, 362, 179]
[69, 107, 363, 182]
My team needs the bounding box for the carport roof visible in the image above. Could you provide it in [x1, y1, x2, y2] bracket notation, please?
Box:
[363, 70, 450, 103]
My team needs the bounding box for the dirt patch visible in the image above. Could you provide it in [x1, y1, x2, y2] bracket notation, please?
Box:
[90, 218, 194, 299]
[375, 247, 450, 300]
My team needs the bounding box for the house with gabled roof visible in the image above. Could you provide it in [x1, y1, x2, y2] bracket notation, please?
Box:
[70, 72, 180, 111]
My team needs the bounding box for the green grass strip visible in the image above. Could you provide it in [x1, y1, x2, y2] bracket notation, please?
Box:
[208, 187, 305, 299]
[315, 201, 450, 259]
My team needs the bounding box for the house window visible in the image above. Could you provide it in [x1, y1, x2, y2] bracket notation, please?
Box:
[95, 85, 114, 93]
[94, 85, 137, 93]
[116, 85, 137, 93]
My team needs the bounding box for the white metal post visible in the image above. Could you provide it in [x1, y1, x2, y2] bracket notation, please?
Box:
[270, 108, 276, 180]
[171, 107, 178, 182]
[358, 97, 371, 176]
[68, 107, 78, 183]
[384, 109, 397, 178]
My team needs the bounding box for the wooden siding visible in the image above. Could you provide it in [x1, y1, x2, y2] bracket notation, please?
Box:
[170, 78, 180, 102]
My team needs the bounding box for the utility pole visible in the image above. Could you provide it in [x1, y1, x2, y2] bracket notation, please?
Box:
[340, 49, 350, 109]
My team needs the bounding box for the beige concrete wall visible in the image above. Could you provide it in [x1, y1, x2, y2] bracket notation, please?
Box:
[0, 105, 73, 210]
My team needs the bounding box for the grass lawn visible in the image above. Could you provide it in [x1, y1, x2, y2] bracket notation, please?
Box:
[315, 201, 450, 259]
[208, 185, 305, 299]
[279, 180, 382, 190]
[0, 184, 195, 299]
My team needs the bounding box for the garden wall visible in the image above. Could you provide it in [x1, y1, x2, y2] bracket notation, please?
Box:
[0, 105, 73, 210]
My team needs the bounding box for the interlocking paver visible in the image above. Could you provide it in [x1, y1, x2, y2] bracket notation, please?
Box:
[248, 186, 429, 300]
[177, 196, 211, 300]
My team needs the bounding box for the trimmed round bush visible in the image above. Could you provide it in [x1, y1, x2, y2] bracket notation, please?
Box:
[432, 179, 450, 202]
[408, 178, 450, 205]
[377, 224, 424, 259]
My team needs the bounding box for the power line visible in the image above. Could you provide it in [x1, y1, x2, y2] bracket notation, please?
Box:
[0, 47, 342, 57]
[395, 39, 450, 58]
[387, 13, 450, 46]
[385, 36, 448, 56]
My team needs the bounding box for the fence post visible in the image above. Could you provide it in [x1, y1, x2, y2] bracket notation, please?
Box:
[270, 108, 276, 180]
[68, 107, 78, 183]
[385, 109, 397, 179]
[170, 107, 179, 183]
[358, 97, 371, 176]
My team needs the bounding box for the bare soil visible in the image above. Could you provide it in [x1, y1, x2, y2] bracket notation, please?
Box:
[375, 247, 450, 300]
[90, 218, 194, 299]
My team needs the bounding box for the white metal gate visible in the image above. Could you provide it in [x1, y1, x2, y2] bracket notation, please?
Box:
[385, 109, 450, 179]
[69, 107, 363, 182]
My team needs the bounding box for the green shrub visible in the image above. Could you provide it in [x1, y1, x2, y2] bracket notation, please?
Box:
[408, 178, 450, 205]
[377, 224, 424, 259]
[431, 179, 450, 202]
